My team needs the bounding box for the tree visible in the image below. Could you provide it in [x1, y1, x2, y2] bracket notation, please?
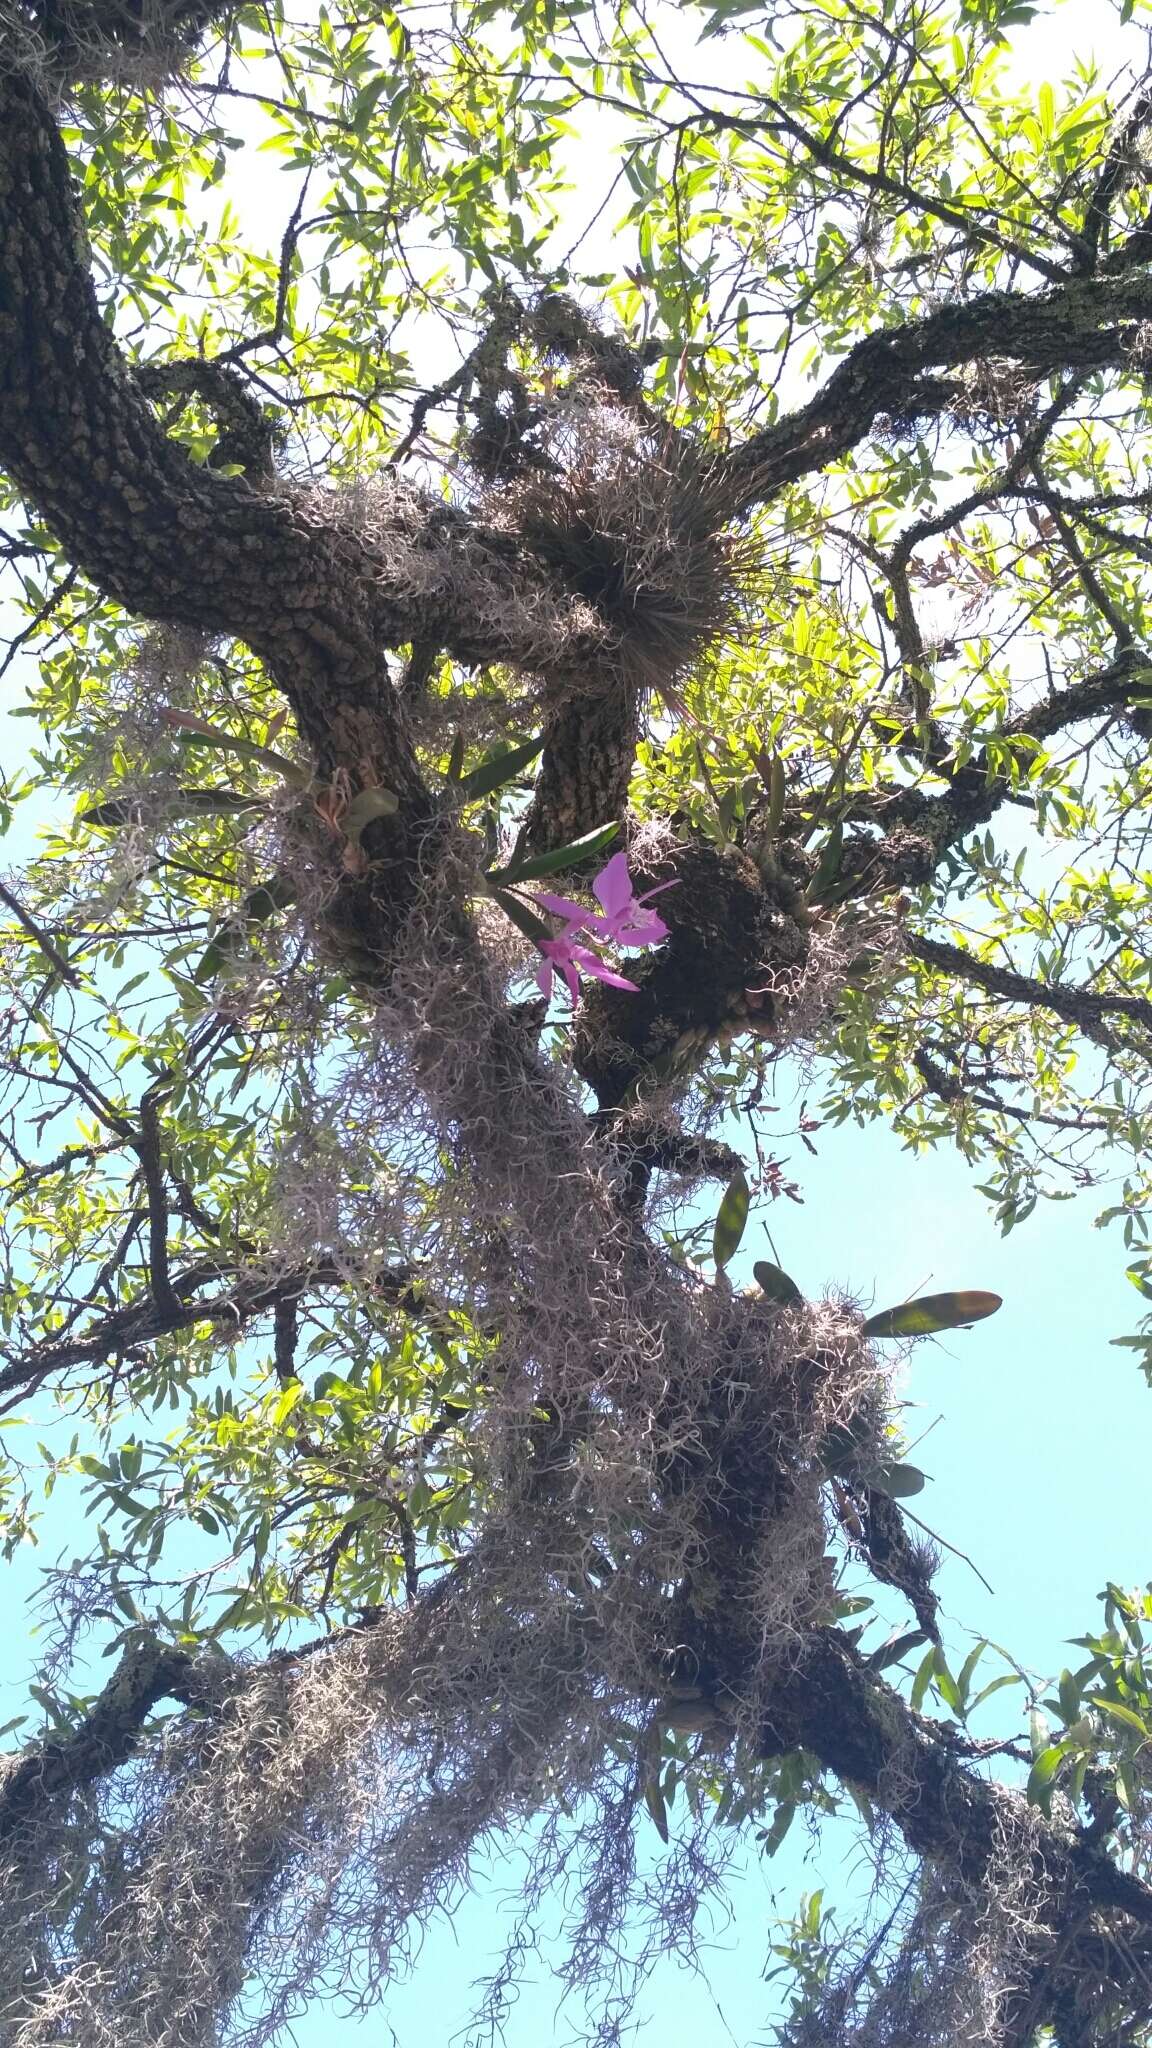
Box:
[3, 0, 1152, 2038]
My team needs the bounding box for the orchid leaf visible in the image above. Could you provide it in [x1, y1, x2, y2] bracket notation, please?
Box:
[80, 789, 266, 828]
[713, 1170, 750, 1268]
[344, 787, 400, 845]
[173, 727, 307, 787]
[752, 1259, 802, 1307]
[456, 736, 544, 803]
[487, 822, 620, 885]
[861, 1291, 1002, 1339]
[862, 1460, 926, 1499]
[489, 887, 552, 946]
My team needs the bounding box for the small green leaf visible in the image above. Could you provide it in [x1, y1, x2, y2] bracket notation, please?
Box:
[967, 1672, 1023, 1714]
[861, 1290, 1002, 1339]
[643, 1772, 670, 1842]
[456, 735, 544, 802]
[242, 875, 297, 923]
[929, 1648, 963, 1717]
[1094, 1698, 1150, 1737]
[713, 1170, 750, 1268]
[805, 819, 844, 905]
[866, 1630, 928, 1673]
[489, 887, 552, 946]
[766, 753, 787, 839]
[344, 787, 400, 845]
[1027, 1741, 1073, 1814]
[1057, 1668, 1082, 1726]
[911, 1645, 936, 1712]
[761, 1798, 797, 1856]
[956, 1640, 988, 1710]
[487, 821, 620, 885]
[752, 1259, 803, 1307]
[818, 1417, 872, 1475]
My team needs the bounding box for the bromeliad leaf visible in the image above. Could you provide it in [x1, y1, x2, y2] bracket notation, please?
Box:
[861, 1291, 1002, 1339]
[713, 1169, 750, 1268]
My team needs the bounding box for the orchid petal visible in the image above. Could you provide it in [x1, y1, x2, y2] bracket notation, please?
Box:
[572, 945, 639, 992]
[529, 889, 595, 925]
[614, 912, 668, 948]
[592, 851, 634, 919]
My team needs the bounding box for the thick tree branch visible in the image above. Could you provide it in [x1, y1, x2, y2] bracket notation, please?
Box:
[0, 1638, 199, 1846]
[727, 277, 1152, 509]
[853, 646, 1152, 883]
[759, 1628, 1152, 2028]
[909, 933, 1152, 1043]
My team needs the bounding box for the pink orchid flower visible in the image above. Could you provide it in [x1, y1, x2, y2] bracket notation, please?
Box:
[535, 929, 640, 1007]
[532, 851, 677, 950]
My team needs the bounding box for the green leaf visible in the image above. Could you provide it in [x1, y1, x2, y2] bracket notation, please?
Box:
[761, 1798, 797, 1856]
[929, 1648, 963, 1717]
[1027, 1741, 1073, 1814]
[489, 887, 552, 946]
[643, 1772, 670, 1842]
[866, 1630, 928, 1673]
[765, 752, 787, 839]
[487, 822, 620, 885]
[80, 789, 266, 828]
[242, 875, 298, 923]
[752, 1260, 803, 1307]
[1057, 1668, 1082, 1725]
[1094, 1697, 1150, 1737]
[713, 1169, 750, 1268]
[956, 1640, 987, 1710]
[343, 787, 400, 845]
[193, 874, 297, 981]
[805, 819, 843, 905]
[173, 728, 307, 787]
[456, 736, 544, 802]
[862, 1460, 926, 1499]
[911, 1645, 936, 1712]
[861, 1291, 1002, 1339]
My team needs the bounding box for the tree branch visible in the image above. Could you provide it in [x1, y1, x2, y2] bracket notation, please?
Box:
[726, 277, 1152, 509]
[909, 933, 1152, 1043]
[0, 1638, 199, 1846]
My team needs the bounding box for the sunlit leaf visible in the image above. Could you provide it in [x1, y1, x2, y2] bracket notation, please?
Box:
[713, 1170, 750, 1268]
[861, 1291, 1002, 1339]
[752, 1260, 803, 1307]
